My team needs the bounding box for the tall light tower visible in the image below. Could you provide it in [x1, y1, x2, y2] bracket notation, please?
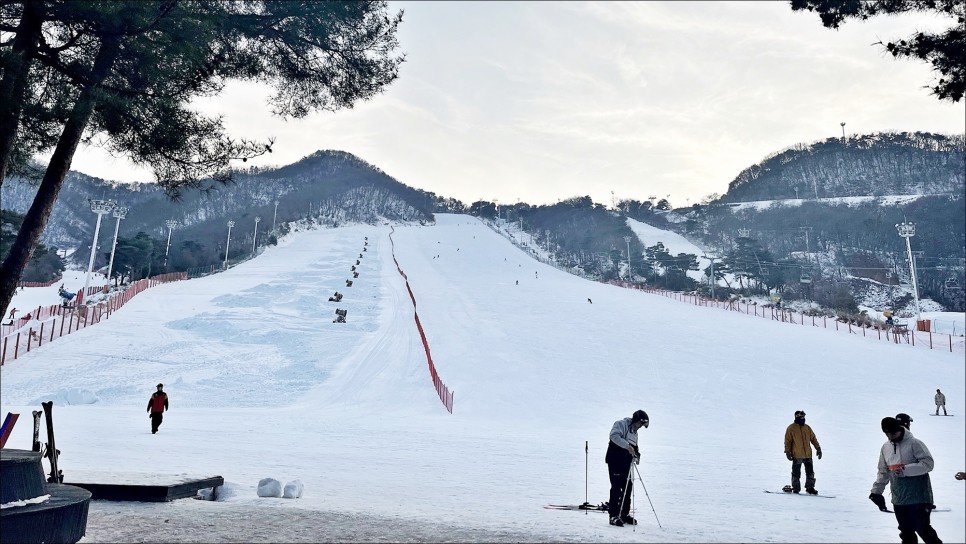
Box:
[703, 254, 718, 299]
[163, 220, 178, 271]
[224, 221, 235, 269]
[252, 216, 261, 254]
[272, 201, 279, 233]
[896, 221, 922, 323]
[105, 206, 128, 288]
[840, 122, 846, 141]
[623, 235, 632, 280]
[84, 199, 115, 297]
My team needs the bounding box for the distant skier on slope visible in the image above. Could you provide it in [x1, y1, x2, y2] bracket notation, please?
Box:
[605, 409, 648, 527]
[783, 410, 821, 495]
[869, 417, 941, 543]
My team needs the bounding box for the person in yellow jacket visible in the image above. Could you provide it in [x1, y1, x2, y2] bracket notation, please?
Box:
[784, 410, 822, 495]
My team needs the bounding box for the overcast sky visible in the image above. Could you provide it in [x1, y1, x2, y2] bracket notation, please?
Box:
[63, 1, 963, 207]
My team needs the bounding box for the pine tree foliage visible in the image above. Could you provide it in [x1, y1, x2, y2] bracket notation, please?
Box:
[791, 0, 966, 102]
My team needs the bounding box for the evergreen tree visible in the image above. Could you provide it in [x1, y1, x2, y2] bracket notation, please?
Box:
[0, 0, 404, 315]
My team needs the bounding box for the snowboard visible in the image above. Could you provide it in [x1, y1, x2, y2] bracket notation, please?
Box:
[764, 489, 835, 498]
[544, 502, 608, 513]
[880, 507, 951, 514]
[928, 414, 953, 416]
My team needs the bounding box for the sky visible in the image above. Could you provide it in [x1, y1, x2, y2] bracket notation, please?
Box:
[56, 1, 963, 208]
[2, 215, 964, 542]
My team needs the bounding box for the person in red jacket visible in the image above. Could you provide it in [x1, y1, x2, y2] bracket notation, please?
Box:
[147, 383, 169, 434]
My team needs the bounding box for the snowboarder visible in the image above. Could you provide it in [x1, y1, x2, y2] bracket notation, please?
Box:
[934, 389, 947, 416]
[783, 410, 822, 495]
[883, 309, 894, 326]
[605, 409, 649, 527]
[869, 417, 941, 543]
[147, 383, 169, 434]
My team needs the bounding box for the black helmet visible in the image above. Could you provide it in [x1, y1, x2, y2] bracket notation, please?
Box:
[881, 417, 902, 434]
[632, 410, 649, 428]
[895, 413, 913, 428]
[794, 410, 806, 418]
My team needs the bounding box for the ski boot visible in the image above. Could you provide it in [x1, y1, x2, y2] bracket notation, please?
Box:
[609, 516, 624, 527]
[620, 514, 638, 525]
[806, 488, 818, 495]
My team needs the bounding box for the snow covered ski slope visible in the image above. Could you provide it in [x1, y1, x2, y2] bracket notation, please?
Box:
[1, 214, 963, 542]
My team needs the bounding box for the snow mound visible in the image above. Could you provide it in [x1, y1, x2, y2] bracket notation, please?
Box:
[256, 478, 282, 498]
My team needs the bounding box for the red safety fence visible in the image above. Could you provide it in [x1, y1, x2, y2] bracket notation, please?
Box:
[388, 227, 454, 413]
[604, 280, 966, 354]
[1, 272, 186, 366]
[16, 275, 62, 288]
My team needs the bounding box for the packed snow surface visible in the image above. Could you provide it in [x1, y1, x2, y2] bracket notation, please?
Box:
[2, 214, 963, 543]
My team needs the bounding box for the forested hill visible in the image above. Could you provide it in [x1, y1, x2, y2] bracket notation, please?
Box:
[720, 132, 964, 203]
[0, 150, 440, 271]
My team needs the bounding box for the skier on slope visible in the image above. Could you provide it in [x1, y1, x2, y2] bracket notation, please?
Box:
[605, 409, 648, 527]
[869, 417, 941, 543]
[783, 410, 822, 495]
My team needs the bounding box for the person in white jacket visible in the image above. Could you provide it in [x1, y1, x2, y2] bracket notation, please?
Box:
[869, 417, 941, 544]
[934, 389, 947, 416]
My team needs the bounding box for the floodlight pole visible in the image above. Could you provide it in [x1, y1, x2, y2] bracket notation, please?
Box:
[252, 216, 261, 254]
[272, 201, 279, 233]
[704, 254, 718, 299]
[224, 221, 235, 269]
[623, 235, 632, 280]
[105, 206, 128, 288]
[84, 199, 115, 297]
[163, 220, 178, 271]
[896, 221, 922, 322]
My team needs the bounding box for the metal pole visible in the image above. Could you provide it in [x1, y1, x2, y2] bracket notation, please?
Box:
[252, 216, 261, 254]
[272, 201, 279, 233]
[896, 222, 922, 323]
[163, 220, 177, 271]
[84, 200, 115, 296]
[632, 462, 662, 528]
[105, 207, 128, 288]
[624, 236, 632, 280]
[224, 221, 234, 269]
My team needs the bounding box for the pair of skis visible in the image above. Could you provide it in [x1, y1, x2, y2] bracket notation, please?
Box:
[31, 401, 62, 483]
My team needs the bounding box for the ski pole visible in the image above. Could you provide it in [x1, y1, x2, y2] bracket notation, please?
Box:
[584, 440, 588, 515]
[633, 462, 662, 529]
[617, 458, 634, 521]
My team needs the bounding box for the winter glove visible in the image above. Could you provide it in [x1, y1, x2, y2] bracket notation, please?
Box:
[816, 449, 822, 460]
[785, 452, 794, 461]
[869, 493, 888, 512]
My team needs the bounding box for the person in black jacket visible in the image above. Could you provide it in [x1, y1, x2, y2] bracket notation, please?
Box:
[605, 409, 649, 527]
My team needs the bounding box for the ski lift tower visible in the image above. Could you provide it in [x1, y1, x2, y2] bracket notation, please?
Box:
[895, 221, 922, 324]
[84, 199, 115, 297]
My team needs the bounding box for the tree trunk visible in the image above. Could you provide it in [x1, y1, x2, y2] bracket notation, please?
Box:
[0, 0, 44, 188]
[0, 35, 120, 317]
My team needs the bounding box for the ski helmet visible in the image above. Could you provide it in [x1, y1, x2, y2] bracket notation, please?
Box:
[895, 413, 913, 428]
[881, 417, 902, 434]
[632, 410, 649, 428]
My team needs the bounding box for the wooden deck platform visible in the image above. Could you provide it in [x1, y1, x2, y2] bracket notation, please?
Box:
[63, 471, 224, 502]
